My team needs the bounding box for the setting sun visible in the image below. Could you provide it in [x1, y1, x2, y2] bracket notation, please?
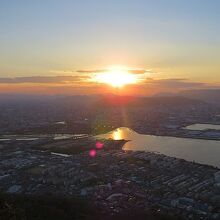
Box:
[93, 68, 137, 88]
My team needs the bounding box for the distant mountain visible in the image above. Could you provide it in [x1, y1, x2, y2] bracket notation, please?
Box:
[155, 89, 220, 106]
[0, 94, 59, 103]
[0, 94, 99, 105]
[95, 94, 205, 108]
[178, 89, 220, 105]
[0, 93, 205, 109]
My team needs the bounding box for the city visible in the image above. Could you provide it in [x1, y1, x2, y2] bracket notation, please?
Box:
[0, 94, 220, 219]
[1, 1, 220, 219]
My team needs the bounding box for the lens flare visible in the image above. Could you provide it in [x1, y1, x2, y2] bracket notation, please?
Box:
[89, 149, 96, 157]
[96, 141, 104, 149]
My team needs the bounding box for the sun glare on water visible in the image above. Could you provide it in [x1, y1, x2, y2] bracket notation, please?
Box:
[112, 129, 123, 140]
[93, 68, 137, 88]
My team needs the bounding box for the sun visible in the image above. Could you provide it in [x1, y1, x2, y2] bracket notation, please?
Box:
[93, 68, 137, 88]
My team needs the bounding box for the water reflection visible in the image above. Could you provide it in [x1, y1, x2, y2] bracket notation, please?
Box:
[109, 127, 137, 140]
[97, 127, 220, 168]
[184, 123, 220, 131]
[112, 130, 121, 140]
[112, 128, 123, 140]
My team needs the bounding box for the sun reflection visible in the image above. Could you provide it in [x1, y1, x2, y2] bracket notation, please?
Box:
[112, 129, 123, 140]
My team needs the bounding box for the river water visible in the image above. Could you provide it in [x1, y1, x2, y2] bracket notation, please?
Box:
[184, 123, 220, 131]
[97, 127, 220, 168]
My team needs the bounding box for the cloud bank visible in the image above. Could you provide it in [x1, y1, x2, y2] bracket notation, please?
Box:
[0, 68, 219, 95]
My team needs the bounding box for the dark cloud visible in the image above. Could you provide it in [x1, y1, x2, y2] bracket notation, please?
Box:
[128, 69, 151, 74]
[0, 75, 217, 94]
[0, 74, 219, 96]
[77, 69, 150, 74]
[0, 75, 90, 84]
[76, 69, 106, 73]
[144, 78, 206, 89]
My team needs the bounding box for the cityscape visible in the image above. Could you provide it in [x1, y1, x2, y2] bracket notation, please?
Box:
[0, 1, 220, 220]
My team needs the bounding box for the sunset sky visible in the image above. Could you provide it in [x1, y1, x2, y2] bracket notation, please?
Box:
[0, 0, 220, 95]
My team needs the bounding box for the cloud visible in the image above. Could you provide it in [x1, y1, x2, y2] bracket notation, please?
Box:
[49, 70, 76, 74]
[128, 69, 152, 74]
[76, 68, 150, 75]
[120, 78, 218, 96]
[0, 75, 215, 91]
[0, 74, 219, 96]
[145, 78, 206, 89]
[0, 75, 90, 84]
[76, 69, 107, 73]
[1, 70, 219, 97]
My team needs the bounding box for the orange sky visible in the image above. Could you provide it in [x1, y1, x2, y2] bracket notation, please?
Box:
[0, 76, 219, 96]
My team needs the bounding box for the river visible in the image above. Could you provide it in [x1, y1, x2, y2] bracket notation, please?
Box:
[96, 127, 220, 168]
